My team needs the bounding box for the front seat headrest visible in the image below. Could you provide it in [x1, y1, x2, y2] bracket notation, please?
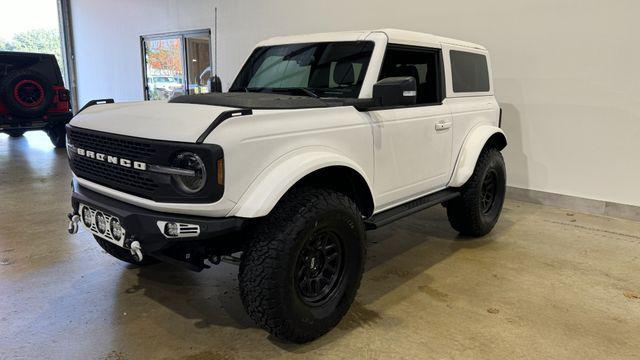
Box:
[393, 65, 420, 83]
[333, 62, 355, 85]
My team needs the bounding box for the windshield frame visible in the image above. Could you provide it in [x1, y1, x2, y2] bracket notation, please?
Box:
[229, 41, 376, 99]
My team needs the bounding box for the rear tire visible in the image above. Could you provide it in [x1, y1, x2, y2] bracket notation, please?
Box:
[239, 188, 366, 343]
[94, 235, 159, 266]
[0, 69, 53, 117]
[446, 147, 506, 236]
[6, 130, 26, 138]
[47, 124, 67, 148]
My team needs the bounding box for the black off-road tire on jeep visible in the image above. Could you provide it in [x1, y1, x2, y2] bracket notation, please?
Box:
[239, 188, 366, 343]
[47, 124, 67, 148]
[93, 235, 159, 266]
[446, 147, 506, 237]
[6, 130, 26, 137]
[0, 69, 54, 118]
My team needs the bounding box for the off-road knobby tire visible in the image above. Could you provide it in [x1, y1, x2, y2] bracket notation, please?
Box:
[0, 69, 54, 117]
[47, 124, 67, 148]
[94, 235, 159, 266]
[239, 188, 366, 343]
[6, 130, 26, 137]
[446, 147, 506, 237]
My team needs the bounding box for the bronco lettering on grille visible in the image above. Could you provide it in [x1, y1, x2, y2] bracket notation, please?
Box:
[73, 147, 147, 171]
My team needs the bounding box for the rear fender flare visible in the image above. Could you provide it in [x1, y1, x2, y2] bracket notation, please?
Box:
[448, 125, 507, 187]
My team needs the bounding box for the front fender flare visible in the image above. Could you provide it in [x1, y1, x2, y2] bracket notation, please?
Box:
[448, 125, 507, 187]
[228, 147, 373, 218]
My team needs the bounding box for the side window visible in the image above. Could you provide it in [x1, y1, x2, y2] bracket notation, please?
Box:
[450, 50, 490, 93]
[378, 45, 442, 105]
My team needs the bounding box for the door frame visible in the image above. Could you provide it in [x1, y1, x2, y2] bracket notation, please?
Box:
[140, 28, 212, 100]
[368, 44, 453, 210]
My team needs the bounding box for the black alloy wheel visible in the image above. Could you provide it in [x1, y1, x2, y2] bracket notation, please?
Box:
[295, 229, 345, 306]
[480, 169, 498, 214]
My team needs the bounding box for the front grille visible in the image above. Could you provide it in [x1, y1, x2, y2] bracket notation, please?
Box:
[73, 156, 158, 192]
[68, 128, 156, 161]
[67, 126, 225, 203]
[68, 127, 160, 198]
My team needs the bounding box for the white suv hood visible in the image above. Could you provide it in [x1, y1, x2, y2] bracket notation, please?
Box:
[70, 101, 237, 143]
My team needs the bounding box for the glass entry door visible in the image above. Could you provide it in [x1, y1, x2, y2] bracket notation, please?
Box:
[185, 34, 212, 96]
[141, 30, 212, 100]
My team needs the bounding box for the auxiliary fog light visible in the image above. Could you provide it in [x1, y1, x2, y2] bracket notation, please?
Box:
[95, 212, 107, 234]
[81, 207, 93, 228]
[110, 218, 124, 241]
[164, 222, 179, 237]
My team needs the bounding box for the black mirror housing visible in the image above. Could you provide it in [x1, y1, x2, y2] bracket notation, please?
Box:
[209, 76, 223, 93]
[372, 76, 417, 107]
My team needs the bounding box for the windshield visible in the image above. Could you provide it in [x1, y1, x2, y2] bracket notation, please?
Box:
[230, 41, 375, 98]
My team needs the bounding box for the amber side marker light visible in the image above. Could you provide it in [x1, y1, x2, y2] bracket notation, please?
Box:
[216, 158, 224, 185]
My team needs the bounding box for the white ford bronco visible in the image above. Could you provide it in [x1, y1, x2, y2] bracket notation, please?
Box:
[66, 29, 506, 343]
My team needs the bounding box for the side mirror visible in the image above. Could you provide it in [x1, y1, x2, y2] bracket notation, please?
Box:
[209, 76, 222, 93]
[372, 76, 417, 107]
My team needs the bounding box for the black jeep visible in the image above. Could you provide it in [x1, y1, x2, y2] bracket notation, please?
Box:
[0, 51, 73, 147]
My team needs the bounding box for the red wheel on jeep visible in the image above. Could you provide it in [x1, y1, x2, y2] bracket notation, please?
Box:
[0, 69, 54, 117]
[13, 79, 45, 108]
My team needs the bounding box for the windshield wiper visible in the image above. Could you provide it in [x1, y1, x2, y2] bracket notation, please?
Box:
[231, 87, 320, 98]
[229, 87, 263, 93]
[296, 88, 320, 98]
[271, 87, 319, 98]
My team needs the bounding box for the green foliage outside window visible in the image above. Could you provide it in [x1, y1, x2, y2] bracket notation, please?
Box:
[0, 28, 64, 80]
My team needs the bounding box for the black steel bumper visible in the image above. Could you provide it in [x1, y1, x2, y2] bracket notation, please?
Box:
[71, 179, 245, 253]
[0, 112, 72, 131]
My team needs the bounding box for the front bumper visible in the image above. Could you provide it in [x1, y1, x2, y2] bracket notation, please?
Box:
[71, 179, 245, 253]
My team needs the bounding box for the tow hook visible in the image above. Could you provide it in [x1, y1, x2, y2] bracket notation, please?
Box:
[221, 255, 241, 265]
[208, 254, 241, 266]
[129, 241, 143, 262]
[67, 212, 80, 234]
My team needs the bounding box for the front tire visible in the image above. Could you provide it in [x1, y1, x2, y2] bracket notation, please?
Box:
[94, 235, 159, 266]
[239, 188, 366, 343]
[446, 147, 506, 236]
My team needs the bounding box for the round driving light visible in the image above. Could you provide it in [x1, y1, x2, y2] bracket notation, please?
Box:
[110, 218, 123, 241]
[95, 212, 107, 234]
[164, 222, 179, 237]
[81, 207, 93, 228]
[171, 152, 206, 194]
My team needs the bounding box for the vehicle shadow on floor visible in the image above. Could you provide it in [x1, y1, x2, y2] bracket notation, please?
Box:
[121, 204, 514, 350]
[122, 261, 255, 330]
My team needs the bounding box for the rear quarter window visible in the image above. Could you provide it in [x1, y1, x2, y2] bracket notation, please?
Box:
[450, 50, 490, 93]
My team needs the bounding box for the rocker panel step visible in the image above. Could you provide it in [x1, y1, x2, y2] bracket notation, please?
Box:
[365, 189, 460, 230]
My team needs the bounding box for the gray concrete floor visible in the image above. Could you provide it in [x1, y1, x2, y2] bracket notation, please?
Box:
[1, 132, 639, 360]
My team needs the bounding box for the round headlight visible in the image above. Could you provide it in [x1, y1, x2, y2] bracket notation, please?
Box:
[171, 152, 207, 194]
[81, 207, 93, 227]
[95, 212, 107, 234]
[110, 218, 124, 241]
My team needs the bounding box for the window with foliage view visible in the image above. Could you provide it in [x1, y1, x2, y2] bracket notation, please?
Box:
[0, 1, 65, 83]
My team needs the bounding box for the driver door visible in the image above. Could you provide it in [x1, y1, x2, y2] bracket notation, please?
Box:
[370, 45, 453, 209]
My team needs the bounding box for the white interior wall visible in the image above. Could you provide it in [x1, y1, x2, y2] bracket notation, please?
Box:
[71, 0, 640, 207]
[70, 0, 213, 104]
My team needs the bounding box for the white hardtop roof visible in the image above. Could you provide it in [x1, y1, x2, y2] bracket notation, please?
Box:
[257, 28, 486, 51]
